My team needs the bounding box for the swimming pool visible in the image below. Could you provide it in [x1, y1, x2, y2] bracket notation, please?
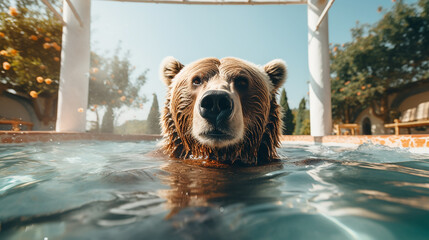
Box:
[0, 140, 428, 239]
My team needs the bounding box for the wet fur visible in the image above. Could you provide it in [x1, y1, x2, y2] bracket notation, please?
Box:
[160, 57, 286, 165]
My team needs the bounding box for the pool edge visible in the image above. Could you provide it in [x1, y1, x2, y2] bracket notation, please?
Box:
[0, 131, 162, 143]
[1, 131, 428, 153]
[280, 135, 429, 153]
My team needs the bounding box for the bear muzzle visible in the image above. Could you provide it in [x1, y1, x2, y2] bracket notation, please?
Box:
[198, 90, 234, 126]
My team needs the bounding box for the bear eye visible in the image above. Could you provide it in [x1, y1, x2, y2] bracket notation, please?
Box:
[234, 76, 248, 90]
[192, 76, 202, 86]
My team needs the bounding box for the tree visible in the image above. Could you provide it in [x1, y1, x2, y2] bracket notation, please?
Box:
[88, 49, 147, 133]
[294, 97, 310, 135]
[279, 88, 295, 135]
[0, 0, 62, 123]
[330, 0, 429, 123]
[0, 1, 148, 130]
[146, 93, 161, 134]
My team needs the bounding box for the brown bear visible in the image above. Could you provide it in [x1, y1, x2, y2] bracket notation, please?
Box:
[159, 57, 287, 165]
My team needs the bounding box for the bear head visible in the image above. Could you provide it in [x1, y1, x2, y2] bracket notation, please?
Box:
[159, 57, 286, 165]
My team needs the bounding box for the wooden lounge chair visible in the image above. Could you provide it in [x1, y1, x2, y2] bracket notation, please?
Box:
[0, 118, 34, 131]
[334, 123, 360, 136]
[384, 102, 429, 135]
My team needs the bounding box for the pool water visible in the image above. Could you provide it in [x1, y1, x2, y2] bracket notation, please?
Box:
[0, 141, 428, 239]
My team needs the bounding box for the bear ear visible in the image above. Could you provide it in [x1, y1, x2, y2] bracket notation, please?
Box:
[264, 59, 287, 90]
[160, 56, 184, 86]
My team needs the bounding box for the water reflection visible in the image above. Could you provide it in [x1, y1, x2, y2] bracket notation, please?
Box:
[343, 162, 429, 178]
[158, 159, 285, 218]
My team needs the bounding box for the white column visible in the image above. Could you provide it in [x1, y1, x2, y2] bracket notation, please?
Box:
[307, 0, 332, 136]
[56, 0, 91, 132]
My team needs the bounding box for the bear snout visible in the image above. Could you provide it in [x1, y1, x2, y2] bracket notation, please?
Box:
[198, 90, 234, 126]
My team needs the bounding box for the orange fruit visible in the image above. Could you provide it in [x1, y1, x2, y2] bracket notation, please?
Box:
[45, 78, 52, 84]
[345, 81, 350, 85]
[43, 43, 51, 49]
[30, 35, 38, 41]
[3, 62, 11, 70]
[0, 50, 8, 56]
[9, 49, 17, 56]
[0, 32, 5, 38]
[54, 57, 60, 62]
[36, 76, 44, 83]
[357, 92, 361, 96]
[40, 65, 46, 70]
[9, 7, 18, 16]
[30, 91, 38, 98]
[117, 90, 122, 94]
[333, 46, 338, 52]
[120, 96, 126, 102]
[44, 37, 51, 42]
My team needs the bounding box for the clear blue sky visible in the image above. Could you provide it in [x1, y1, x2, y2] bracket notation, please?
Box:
[90, 0, 416, 123]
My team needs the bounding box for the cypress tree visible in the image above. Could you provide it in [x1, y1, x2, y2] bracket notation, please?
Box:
[294, 97, 307, 135]
[146, 93, 161, 134]
[101, 106, 114, 133]
[280, 88, 295, 135]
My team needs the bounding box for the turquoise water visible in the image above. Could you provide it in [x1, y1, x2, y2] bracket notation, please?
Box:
[0, 141, 428, 240]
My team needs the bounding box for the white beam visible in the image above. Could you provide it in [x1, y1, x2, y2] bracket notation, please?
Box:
[315, 0, 334, 31]
[40, 0, 66, 25]
[308, 0, 332, 136]
[56, 0, 91, 132]
[65, 0, 84, 27]
[107, 0, 307, 5]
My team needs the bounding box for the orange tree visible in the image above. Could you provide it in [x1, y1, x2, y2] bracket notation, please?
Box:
[1, 1, 148, 129]
[0, 0, 62, 123]
[330, 0, 429, 123]
[89, 49, 148, 133]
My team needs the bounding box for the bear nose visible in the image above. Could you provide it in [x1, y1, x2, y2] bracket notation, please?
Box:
[199, 90, 234, 125]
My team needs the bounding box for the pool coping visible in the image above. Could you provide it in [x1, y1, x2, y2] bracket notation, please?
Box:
[0, 131, 161, 143]
[1, 131, 428, 153]
[280, 135, 429, 153]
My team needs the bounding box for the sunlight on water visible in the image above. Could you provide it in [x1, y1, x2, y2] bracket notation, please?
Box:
[0, 141, 428, 240]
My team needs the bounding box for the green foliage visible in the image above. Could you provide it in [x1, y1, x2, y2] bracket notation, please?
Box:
[114, 120, 147, 135]
[88, 48, 148, 132]
[0, 1, 148, 129]
[0, 0, 62, 98]
[146, 93, 161, 134]
[294, 98, 310, 135]
[330, 0, 429, 123]
[279, 88, 295, 135]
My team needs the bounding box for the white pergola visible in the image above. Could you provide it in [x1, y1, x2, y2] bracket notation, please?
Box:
[52, 0, 333, 136]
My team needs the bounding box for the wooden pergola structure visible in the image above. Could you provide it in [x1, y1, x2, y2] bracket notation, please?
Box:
[47, 0, 334, 136]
